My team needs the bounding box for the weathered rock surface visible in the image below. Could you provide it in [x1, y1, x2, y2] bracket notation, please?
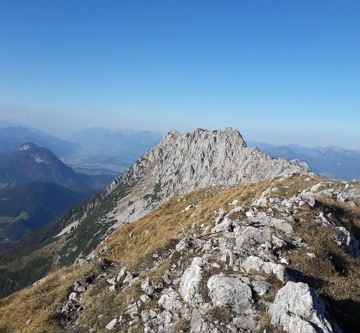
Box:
[207, 275, 253, 314]
[269, 282, 333, 333]
[241, 256, 288, 282]
[179, 257, 206, 305]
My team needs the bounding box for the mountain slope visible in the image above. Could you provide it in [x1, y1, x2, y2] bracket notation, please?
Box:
[0, 182, 85, 250]
[0, 128, 306, 298]
[0, 143, 112, 252]
[0, 174, 359, 333]
[0, 143, 112, 192]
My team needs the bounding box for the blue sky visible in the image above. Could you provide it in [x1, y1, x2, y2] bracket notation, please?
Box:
[0, 1, 359, 148]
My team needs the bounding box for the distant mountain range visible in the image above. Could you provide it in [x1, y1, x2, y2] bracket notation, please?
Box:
[0, 125, 162, 176]
[249, 142, 360, 180]
[0, 126, 78, 156]
[0, 143, 112, 250]
[0, 142, 112, 192]
[1, 124, 360, 181]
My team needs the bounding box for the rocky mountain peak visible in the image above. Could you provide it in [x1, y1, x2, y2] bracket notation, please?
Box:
[37, 128, 309, 273]
[162, 128, 246, 148]
[17, 142, 55, 164]
[125, 127, 306, 198]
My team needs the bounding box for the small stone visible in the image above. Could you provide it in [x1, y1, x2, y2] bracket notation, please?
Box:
[116, 267, 127, 283]
[162, 271, 172, 285]
[140, 294, 151, 303]
[141, 277, 155, 295]
[251, 279, 270, 297]
[105, 318, 117, 331]
[185, 204, 196, 211]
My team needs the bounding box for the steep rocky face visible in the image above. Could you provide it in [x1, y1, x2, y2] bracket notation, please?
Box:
[1, 174, 359, 333]
[111, 128, 306, 197]
[57, 128, 307, 265]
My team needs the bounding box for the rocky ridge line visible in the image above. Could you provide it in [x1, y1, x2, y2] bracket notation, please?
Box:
[44, 175, 360, 333]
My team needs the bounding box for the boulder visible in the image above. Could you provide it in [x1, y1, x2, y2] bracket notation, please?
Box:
[179, 257, 205, 304]
[207, 275, 253, 314]
[236, 226, 272, 251]
[241, 256, 288, 282]
[269, 281, 333, 333]
[158, 288, 183, 314]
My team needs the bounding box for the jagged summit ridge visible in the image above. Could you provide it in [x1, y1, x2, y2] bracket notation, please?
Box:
[112, 127, 306, 197]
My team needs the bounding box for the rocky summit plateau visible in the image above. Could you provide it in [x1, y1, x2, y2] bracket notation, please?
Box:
[0, 128, 359, 333]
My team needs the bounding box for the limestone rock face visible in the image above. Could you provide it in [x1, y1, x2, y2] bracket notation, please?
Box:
[269, 282, 333, 333]
[114, 128, 307, 199]
[105, 128, 307, 233]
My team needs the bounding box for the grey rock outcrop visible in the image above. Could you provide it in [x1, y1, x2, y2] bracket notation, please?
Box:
[23, 174, 360, 333]
[241, 256, 288, 282]
[207, 275, 254, 314]
[179, 257, 206, 305]
[269, 282, 333, 333]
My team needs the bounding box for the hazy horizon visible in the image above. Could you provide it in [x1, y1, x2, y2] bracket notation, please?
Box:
[1, 117, 360, 152]
[1, 1, 359, 149]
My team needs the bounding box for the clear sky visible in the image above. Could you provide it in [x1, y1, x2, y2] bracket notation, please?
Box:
[0, 1, 359, 148]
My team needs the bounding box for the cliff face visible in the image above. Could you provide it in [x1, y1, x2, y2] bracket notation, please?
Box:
[116, 128, 305, 197]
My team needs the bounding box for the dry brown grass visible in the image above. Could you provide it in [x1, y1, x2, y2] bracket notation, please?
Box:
[205, 305, 234, 325]
[101, 179, 281, 271]
[174, 319, 191, 333]
[101, 174, 322, 272]
[288, 200, 360, 332]
[0, 263, 96, 333]
[79, 279, 143, 332]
